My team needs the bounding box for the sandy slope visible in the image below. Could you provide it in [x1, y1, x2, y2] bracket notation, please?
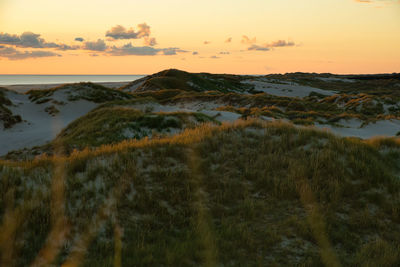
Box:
[112, 101, 243, 123]
[242, 79, 336, 97]
[1, 76, 399, 156]
[0, 94, 244, 155]
[318, 119, 400, 139]
[4, 82, 129, 94]
[0, 90, 97, 155]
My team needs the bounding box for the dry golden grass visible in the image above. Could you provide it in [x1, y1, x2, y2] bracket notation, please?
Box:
[1, 119, 400, 266]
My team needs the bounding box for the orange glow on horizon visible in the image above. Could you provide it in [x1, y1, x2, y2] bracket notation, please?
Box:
[0, 0, 399, 74]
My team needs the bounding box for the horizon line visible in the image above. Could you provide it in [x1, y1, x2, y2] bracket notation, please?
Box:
[1, 72, 399, 76]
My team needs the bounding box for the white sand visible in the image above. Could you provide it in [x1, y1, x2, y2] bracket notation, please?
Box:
[3, 82, 130, 94]
[115, 101, 242, 123]
[2, 79, 399, 156]
[317, 77, 355, 83]
[242, 79, 336, 98]
[317, 119, 400, 139]
[0, 90, 97, 155]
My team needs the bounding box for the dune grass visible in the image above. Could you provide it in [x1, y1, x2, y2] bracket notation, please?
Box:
[122, 69, 254, 93]
[51, 106, 217, 153]
[1, 120, 400, 266]
[0, 89, 22, 128]
[27, 82, 133, 104]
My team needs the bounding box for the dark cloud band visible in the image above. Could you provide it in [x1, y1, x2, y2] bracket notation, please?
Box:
[0, 46, 61, 60]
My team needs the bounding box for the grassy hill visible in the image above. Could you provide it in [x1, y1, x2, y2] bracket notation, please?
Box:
[1, 120, 400, 266]
[120, 69, 254, 93]
[1, 70, 400, 266]
[264, 72, 400, 95]
[53, 105, 217, 152]
[27, 82, 133, 104]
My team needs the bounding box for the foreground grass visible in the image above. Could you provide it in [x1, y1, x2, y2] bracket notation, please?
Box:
[1, 120, 400, 266]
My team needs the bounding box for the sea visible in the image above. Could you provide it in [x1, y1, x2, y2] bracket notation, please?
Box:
[0, 75, 145, 86]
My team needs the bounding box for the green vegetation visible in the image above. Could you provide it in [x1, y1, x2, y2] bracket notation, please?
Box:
[117, 70, 399, 127]
[27, 82, 133, 104]
[1, 120, 400, 266]
[53, 106, 217, 152]
[0, 89, 22, 128]
[151, 89, 388, 124]
[265, 73, 400, 95]
[44, 105, 59, 116]
[1, 70, 400, 266]
[121, 69, 254, 93]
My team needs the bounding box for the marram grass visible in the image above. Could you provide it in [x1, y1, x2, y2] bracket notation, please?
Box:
[1, 119, 400, 266]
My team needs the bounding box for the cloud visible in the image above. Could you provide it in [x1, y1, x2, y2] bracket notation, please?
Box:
[0, 25, 187, 59]
[219, 51, 230, 55]
[225, 37, 232, 43]
[108, 42, 186, 56]
[192, 51, 199, 55]
[267, 40, 295, 47]
[204, 41, 211, 45]
[247, 40, 295, 51]
[0, 32, 77, 50]
[109, 43, 159, 56]
[56, 44, 79, 51]
[0, 33, 20, 44]
[162, 48, 180, 55]
[160, 48, 187, 56]
[241, 35, 257, 44]
[83, 39, 107, 51]
[247, 45, 270, 51]
[137, 23, 151, 38]
[144, 37, 157, 46]
[106, 24, 151, 40]
[0, 46, 61, 60]
[19, 32, 49, 48]
[210, 55, 220, 59]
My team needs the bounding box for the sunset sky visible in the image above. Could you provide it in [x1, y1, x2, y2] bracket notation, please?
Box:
[0, 0, 399, 74]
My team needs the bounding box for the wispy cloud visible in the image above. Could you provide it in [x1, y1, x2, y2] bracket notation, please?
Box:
[0, 24, 187, 60]
[108, 43, 186, 56]
[267, 40, 295, 47]
[144, 37, 157, 46]
[204, 41, 211, 45]
[241, 35, 257, 45]
[219, 51, 230, 55]
[0, 46, 61, 60]
[106, 24, 151, 40]
[108, 43, 159, 56]
[225, 37, 232, 43]
[161, 48, 187, 56]
[83, 39, 107, 51]
[247, 45, 270, 51]
[246, 39, 295, 51]
[0, 32, 77, 50]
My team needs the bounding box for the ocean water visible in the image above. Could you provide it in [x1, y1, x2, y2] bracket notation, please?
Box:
[0, 75, 145, 86]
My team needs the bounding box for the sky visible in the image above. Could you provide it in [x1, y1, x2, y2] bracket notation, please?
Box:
[0, 0, 399, 74]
